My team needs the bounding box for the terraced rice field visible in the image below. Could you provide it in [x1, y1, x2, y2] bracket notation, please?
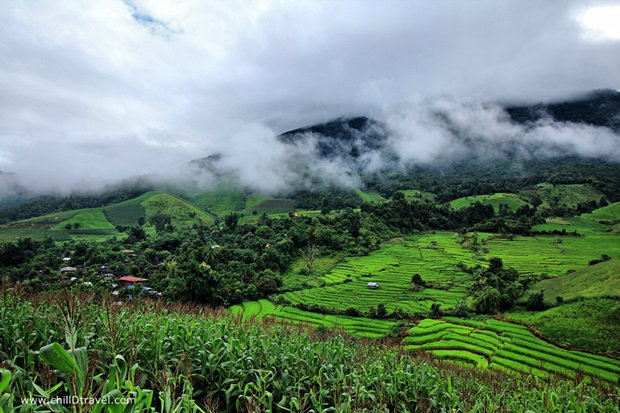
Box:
[229, 299, 395, 338]
[404, 318, 620, 383]
[280, 232, 480, 315]
[480, 233, 620, 276]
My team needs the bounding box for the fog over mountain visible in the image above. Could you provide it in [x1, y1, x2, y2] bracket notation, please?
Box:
[0, 0, 619, 198]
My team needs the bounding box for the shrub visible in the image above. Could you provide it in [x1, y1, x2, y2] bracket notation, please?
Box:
[526, 291, 546, 311]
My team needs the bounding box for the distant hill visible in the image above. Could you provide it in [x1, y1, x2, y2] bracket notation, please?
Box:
[506, 89, 620, 132]
[0, 191, 213, 243]
[190, 89, 620, 188]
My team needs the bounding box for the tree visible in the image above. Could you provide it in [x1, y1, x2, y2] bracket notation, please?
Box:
[411, 273, 424, 287]
[377, 303, 387, 319]
[526, 291, 546, 311]
[300, 244, 318, 273]
[556, 296, 564, 305]
[224, 213, 240, 230]
[473, 287, 501, 314]
[488, 257, 503, 273]
[430, 303, 442, 319]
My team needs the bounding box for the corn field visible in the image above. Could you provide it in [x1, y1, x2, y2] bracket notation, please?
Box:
[0, 289, 618, 413]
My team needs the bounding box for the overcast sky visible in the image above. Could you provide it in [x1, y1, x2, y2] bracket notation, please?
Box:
[0, 0, 618, 192]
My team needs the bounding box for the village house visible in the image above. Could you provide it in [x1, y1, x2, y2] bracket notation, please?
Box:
[118, 275, 147, 287]
[367, 281, 379, 289]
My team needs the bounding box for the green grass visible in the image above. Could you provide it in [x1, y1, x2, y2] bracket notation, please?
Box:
[532, 203, 619, 235]
[507, 299, 620, 356]
[102, 192, 154, 226]
[449, 193, 529, 212]
[523, 183, 606, 210]
[281, 256, 343, 290]
[355, 189, 385, 204]
[0, 227, 71, 242]
[524, 259, 620, 304]
[584, 202, 620, 222]
[189, 187, 246, 217]
[243, 195, 295, 214]
[229, 299, 395, 338]
[52, 208, 114, 230]
[404, 317, 620, 383]
[398, 189, 437, 202]
[280, 232, 479, 315]
[142, 193, 214, 227]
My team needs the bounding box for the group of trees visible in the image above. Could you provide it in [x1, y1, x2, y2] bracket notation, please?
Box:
[469, 258, 532, 314]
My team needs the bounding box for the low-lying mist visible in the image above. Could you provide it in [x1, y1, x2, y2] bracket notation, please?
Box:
[1, 97, 618, 202]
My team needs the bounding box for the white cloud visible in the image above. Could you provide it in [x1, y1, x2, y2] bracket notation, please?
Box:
[0, 0, 618, 194]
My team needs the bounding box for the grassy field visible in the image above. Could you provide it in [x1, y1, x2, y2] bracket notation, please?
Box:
[403, 317, 620, 383]
[281, 255, 343, 290]
[449, 193, 530, 212]
[52, 208, 114, 230]
[0, 227, 71, 242]
[584, 202, 620, 222]
[243, 195, 295, 215]
[507, 299, 620, 357]
[532, 202, 620, 235]
[522, 183, 606, 210]
[142, 193, 214, 227]
[479, 232, 619, 276]
[399, 189, 436, 202]
[355, 189, 385, 203]
[229, 299, 396, 338]
[102, 191, 155, 226]
[523, 259, 620, 304]
[189, 187, 246, 216]
[280, 232, 480, 315]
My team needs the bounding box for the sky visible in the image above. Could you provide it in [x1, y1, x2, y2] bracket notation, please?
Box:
[0, 0, 619, 194]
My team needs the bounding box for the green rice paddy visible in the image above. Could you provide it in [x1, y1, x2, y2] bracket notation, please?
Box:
[404, 317, 620, 383]
[479, 232, 619, 276]
[229, 299, 395, 338]
[281, 232, 479, 315]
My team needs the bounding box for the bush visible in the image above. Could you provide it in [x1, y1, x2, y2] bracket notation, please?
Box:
[473, 287, 501, 314]
[526, 291, 546, 311]
[377, 303, 388, 319]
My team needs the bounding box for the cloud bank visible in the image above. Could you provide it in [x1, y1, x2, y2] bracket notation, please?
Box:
[0, 0, 618, 196]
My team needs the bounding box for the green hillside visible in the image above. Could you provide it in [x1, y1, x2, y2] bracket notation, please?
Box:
[142, 193, 214, 227]
[523, 259, 620, 304]
[532, 202, 620, 234]
[52, 208, 114, 230]
[449, 193, 529, 212]
[399, 189, 436, 202]
[0, 191, 214, 242]
[524, 183, 606, 209]
[243, 194, 295, 214]
[102, 191, 155, 226]
[189, 187, 246, 216]
[583, 201, 620, 222]
[508, 299, 620, 356]
[355, 189, 385, 204]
